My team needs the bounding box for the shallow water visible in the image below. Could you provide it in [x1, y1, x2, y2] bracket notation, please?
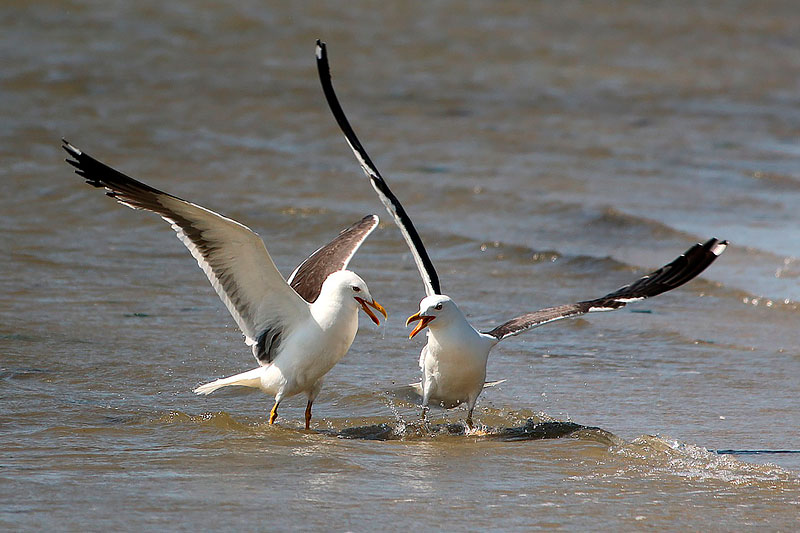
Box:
[2, 1, 800, 530]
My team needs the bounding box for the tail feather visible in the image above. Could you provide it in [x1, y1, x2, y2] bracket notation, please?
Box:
[193, 367, 265, 395]
[408, 379, 507, 396]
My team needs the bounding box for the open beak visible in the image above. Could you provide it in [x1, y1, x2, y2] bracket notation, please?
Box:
[355, 297, 388, 326]
[406, 311, 436, 339]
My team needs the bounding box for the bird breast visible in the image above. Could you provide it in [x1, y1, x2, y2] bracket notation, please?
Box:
[267, 302, 359, 393]
[306, 300, 360, 364]
[423, 325, 489, 391]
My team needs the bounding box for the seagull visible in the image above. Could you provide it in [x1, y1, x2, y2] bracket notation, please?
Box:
[62, 140, 387, 429]
[315, 41, 728, 429]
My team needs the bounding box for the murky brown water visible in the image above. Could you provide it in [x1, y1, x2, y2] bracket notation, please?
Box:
[2, 1, 800, 530]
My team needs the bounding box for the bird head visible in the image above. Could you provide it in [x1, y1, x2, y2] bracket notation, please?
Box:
[323, 270, 387, 325]
[406, 294, 454, 338]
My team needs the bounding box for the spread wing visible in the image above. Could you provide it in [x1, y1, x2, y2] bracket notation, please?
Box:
[287, 214, 379, 303]
[316, 40, 441, 297]
[484, 239, 728, 341]
[63, 140, 308, 363]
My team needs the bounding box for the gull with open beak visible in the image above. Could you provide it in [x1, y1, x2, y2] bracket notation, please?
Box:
[63, 140, 386, 429]
[407, 312, 436, 339]
[316, 40, 727, 429]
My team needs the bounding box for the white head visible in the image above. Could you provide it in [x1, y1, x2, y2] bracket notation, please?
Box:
[405, 294, 462, 338]
[319, 270, 387, 325]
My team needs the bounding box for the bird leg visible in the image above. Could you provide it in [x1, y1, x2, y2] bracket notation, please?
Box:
[420, 405, 430, 430]
[465, 405, 475, 431]
[304, 400, 313, 430]
[269, 401, 280, 425]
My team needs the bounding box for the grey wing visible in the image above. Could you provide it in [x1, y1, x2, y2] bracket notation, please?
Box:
[287, 214, 379, 303]
[484, 238, 728, 341]
[316, 40, 441, 297]
[63, 140, 308, 360]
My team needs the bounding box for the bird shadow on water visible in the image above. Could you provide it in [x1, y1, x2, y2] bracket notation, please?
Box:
[320, 418, 616, 443]
[148, 407, 614, 444]
[302, 383, 616, 442]
[146, 382, 619, 444]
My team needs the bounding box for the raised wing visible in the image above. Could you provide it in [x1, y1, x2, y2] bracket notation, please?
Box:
[62, 140, 308, 363]
[484, 238, 728, 341]
[287, 214, 379, 303]
[315, 40, 441, 297]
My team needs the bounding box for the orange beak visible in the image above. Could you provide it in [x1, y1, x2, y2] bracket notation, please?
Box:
[355, 297, 387, 326]
[406, 311, 436, 339]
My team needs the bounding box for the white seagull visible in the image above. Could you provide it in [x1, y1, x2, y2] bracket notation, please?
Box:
[63, 140, 387, 429]
[315, 41, 728, 429]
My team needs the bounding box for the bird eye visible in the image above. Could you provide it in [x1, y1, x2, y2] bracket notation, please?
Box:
[434, 303, 443, 310]
[352, 286, 361, 293]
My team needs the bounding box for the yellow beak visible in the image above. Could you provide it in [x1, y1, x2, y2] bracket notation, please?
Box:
[355, 297, 388, 326]
[406, 311, 436, 339]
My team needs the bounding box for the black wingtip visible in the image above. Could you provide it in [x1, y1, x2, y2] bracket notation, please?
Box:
[60, 140, 174, 198]
[596, 237, 728, 304]
[62, 139, 80, 159]
[62, 140, 84, 177]
[315, 38, 443, 296]
[702, 238, 729, 257]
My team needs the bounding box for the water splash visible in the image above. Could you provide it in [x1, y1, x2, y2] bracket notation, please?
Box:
[607, 435, 800, 486]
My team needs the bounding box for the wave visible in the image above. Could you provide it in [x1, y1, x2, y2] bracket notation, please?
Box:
[150, 408, 800, 489]
[606, 434, 800, 488]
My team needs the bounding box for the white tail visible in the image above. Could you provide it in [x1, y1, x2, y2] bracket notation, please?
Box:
[408, 379, 507, 397]
[193, 367, 265, 395]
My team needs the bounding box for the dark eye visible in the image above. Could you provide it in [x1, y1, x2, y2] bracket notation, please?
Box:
[434, 303, 443, 310]
[352, 286, 361, 293]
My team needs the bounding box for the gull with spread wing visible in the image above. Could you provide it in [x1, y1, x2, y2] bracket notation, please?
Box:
[63, 140, 386, 429]
[315, 41, 727, 429]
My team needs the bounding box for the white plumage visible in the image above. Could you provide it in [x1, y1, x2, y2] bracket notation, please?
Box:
[193, 270, 376, 410]
[63, 140, 386, 429]
[412, 296, 496, 418]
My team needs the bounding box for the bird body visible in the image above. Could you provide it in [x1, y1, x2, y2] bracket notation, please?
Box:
[414, 296, 494, 421]
[195, 270, 367, 402]
[316, 40, 727, 429]
[63, 140, 386, 428]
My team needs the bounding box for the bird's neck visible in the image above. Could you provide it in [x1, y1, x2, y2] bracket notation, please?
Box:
[309, 294, 357, 331]
[428, 312, 484, 346]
